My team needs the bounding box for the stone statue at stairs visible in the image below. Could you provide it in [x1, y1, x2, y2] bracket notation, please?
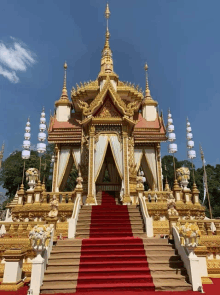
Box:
[48, 195, 58, 218]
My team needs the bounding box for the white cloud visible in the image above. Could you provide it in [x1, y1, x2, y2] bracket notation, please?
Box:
[0, 37, 36, 83]
[0, 65, 19, 83]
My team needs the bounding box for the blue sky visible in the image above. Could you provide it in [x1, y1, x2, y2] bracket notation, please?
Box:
[0, 0, 219, 176]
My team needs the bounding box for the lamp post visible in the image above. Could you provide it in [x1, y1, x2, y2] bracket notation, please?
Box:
[37, 107, 47, 181]
[167, 109, 178, 180]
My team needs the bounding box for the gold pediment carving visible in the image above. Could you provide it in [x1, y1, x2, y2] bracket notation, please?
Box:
[95, 97, 121, 118]
[77, 76, 140, 117]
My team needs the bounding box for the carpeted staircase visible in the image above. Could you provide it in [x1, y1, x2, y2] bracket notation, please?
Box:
[41, 192, 192, 294]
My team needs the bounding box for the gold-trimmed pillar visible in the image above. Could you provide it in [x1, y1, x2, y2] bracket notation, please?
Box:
[0, 249, 26, 291]
[52, 144, 59, 192]
[122, 125, 131, 204]
[156, 143, 163, 191]
[86, 125, 96, 205]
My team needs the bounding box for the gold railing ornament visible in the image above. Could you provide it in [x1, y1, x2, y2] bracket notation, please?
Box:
[177, 222, 201, 247]
[29, 224, 53, 248]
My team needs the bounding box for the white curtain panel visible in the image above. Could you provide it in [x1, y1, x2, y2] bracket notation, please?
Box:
[120, 179, 124, 201]
[109, 135, 123, 178]
[72, 147, 81, 169]
[134, 148, 143, 170]
[57, 148, 71, 188]
[144, 148, 157, 187]
[94, 135, 109, 181]
[141, 155, 154, 189]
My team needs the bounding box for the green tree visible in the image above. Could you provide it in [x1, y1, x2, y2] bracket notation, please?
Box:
[0, 145, 54, 207]
[162, 155, 220, 218]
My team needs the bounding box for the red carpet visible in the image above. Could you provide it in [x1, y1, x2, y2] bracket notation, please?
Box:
[89, 192, 133, 238]
[75, 192, 154, 293]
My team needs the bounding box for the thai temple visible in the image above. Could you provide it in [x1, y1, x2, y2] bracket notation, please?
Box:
[0, 3, 220, 295]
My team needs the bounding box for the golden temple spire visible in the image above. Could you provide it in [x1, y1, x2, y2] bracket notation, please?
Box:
[55, 62, 72, 108]
[100, 3, 113, 74]
[142, 63, 158, 106]
[61, 61, 68, 98]
[144, 62, 151, 99]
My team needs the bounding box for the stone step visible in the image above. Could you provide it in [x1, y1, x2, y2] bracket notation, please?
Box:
[150, 268, 187, 276]
[50, 253, 81, 259]
[45, 265, 80, 272]
[146, 254, 181, 262]
[147, 260, 184, 268]
[144, 249, 176, 255]
[54, 246, 82, 252]
[40, 281, 77, 293]
[153, 280, 192, 291]
[141, 238, 169, 245]
[75, 233, 90, 238]
[43, 273, 78, 281]
[56, 239, 82, 246]
[48, 259, 80, 265]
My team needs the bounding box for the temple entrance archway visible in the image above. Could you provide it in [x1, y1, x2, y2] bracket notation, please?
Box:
[95, 139, 122, 194]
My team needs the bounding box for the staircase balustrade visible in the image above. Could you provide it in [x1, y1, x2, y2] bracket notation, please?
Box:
[139, 194, 153, 237]
[172, 226, 204, 292]
[68, 190, 82, 238]
[28, 226, 54, 295]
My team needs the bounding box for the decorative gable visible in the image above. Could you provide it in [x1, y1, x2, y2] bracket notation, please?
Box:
[95, 95, 122, 118]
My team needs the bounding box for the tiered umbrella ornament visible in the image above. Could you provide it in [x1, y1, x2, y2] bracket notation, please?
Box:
[21, 118, 31, 185]
[37, 107, 47, 178]
[186, 118, 196, 182]
[22, 118, 31, 160]
[167, 109, 178, 178]
[186, 118, 196, 160]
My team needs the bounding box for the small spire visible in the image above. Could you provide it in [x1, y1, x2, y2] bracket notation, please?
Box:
[100, 3, 113, 74]
[61, 62, 68, 97]
[142, 63, 158, 106]
[105, 2, 110, 29]
[144, 62, 151, 99]
[55, 62, 72, 108]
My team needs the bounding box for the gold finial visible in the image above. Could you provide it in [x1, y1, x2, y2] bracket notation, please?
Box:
[144, 62, 148, 71]
[105, 2, 110, 30]
[105, 3, 110, 19]
[144, 62, 151, 98]
[99, 3, 114, 75]
[60, 61, 68, 99]
[63, 62, 67, 90]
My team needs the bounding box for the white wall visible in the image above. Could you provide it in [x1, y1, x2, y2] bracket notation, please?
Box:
[56, 105, 71, 122]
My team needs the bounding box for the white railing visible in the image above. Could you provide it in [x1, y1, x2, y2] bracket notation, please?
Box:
[28, 228, 54, 295]
[139, 194, 153, 238]
[68, 193, 82, 238]
[172, 226, 204, 292]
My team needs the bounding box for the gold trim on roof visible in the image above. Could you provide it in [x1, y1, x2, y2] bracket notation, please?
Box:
[77, 76, 140, 117]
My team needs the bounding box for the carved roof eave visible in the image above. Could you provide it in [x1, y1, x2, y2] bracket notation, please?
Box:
[77, 76, 140, 118]
[117, 88, 143, 101]
[123, 116, 136, 127]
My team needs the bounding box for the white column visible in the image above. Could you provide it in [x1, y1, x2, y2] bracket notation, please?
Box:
[30, 248, 45, 295]
[0, 249, 26, 291]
